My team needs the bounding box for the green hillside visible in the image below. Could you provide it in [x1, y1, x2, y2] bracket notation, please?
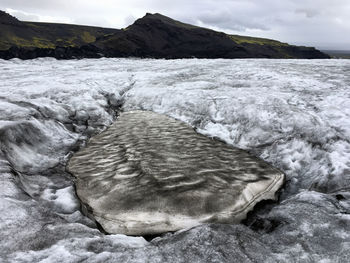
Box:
[229, 35, 289, 46]
[0, 10, 118, 50]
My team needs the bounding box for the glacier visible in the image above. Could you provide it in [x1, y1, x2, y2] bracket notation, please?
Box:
[0, 58, 349, 262]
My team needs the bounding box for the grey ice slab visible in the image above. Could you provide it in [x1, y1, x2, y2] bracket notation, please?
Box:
[68, 111, 284, 235]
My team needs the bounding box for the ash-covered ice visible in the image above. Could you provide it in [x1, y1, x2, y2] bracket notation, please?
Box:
[68, 110, 284, 235]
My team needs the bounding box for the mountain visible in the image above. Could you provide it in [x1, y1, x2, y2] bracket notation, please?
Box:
[0, 10, 119, 51]
[93, 13, 248, 58]
[94, 13, 328, 59]
[0, 11, 330, 59]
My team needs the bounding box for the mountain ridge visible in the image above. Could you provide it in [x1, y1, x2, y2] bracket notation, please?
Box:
[0, 10, 330, 59]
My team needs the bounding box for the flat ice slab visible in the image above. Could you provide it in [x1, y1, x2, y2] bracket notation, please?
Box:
[68, 111, 284, 235]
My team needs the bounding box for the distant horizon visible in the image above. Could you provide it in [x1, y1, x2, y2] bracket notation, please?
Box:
[321, 49, 350, 52]
[0, 0, 348, 50]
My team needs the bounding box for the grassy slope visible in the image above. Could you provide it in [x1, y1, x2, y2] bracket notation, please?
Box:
[0, 20, 118, 51]
[229, 34, 289, 46]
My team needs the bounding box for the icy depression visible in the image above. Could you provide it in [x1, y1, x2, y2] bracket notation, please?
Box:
[0, 58, 350, 262]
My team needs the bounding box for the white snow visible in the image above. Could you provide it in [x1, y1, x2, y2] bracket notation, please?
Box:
[41, 186, 79, 214]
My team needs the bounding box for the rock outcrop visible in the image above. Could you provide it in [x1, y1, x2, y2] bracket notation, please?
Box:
[68, 111, 284, 235]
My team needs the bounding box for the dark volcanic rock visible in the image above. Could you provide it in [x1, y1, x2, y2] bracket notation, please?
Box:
[0, 10, 22, 25]
[0, 45, 103, 60]
[94, 13, 249, 58]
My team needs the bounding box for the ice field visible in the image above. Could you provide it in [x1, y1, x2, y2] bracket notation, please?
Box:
[0, 58, 349, 262]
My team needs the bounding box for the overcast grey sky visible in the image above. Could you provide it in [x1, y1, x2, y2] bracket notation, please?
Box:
[1, 0, 349, 50]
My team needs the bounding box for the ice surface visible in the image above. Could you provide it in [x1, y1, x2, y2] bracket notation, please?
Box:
[68, 110, 284, 235]
[0, 58, 350, 262]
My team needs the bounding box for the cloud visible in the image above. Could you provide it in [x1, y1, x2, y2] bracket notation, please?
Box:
[197, 11, 269, 31]
[0, 0, 349, 49]
[6, 8, 73, 24]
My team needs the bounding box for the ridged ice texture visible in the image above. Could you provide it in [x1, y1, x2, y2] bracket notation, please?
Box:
[68, 111, 284, 235]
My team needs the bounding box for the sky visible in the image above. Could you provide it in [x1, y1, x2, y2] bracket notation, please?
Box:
[0, 0, 349, 50]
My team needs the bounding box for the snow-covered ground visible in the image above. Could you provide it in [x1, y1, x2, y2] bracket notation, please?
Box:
[0, 58, 349, 262]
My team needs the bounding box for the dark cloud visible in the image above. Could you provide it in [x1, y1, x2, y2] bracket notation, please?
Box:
[295, 8, 319, 18]
[0, 0, 349, 49]
[197, 11, 269, 31]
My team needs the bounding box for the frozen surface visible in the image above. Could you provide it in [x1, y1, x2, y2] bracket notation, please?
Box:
[68, 110, 284, 235]
[0, 58, 350, 262]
